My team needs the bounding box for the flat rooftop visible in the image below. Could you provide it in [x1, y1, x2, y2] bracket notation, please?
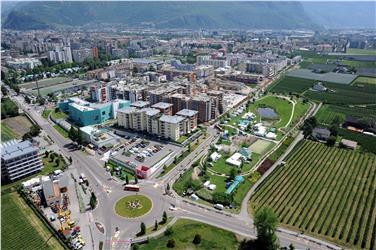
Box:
[1, 140, 38, 161]
[176, 109, 198, 117]
[141, 108, 160, 116]
[131, 101, 149, 108]
[159, 115, 185, 124]
[152, 102, 173, 110]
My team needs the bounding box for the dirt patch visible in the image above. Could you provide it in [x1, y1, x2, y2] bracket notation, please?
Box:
[192, 167, 201, 180]
[232, 135, 258, 148]
[2, 115, 33, 136]
[257, 158, 275, 175]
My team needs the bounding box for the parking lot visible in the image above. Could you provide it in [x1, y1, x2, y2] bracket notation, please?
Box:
[110, 134, 184, 171]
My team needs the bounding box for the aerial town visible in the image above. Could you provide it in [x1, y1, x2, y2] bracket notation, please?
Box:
[1, 1, 376, 250]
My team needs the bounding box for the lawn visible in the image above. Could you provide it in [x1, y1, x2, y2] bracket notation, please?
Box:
[249, 96, 293, 129]
[249, 139, 275, 155]
[173, 168, 194, 195]
[137, 219, 240, 250]
[1, 192, 64, 250]
[42, 152, 67, 174]
[19, 76, 70, 90]
[115, 195, 152, 218]
[1, 122, 18, 142]
[209, 152, 260, 175]
[53, 124, 69, 138]
[42, 109, 52, 119]
[51, 109, 68, 120]
[251, 140, 376, 249]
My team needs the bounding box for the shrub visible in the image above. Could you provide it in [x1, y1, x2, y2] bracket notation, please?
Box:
[164, 227, 173, 236]
[193, 234, 202, 244]
[167, 239, 175, 248]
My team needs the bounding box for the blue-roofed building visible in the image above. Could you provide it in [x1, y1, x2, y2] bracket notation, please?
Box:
[59, 97, 131, 127]
[1, 140, 43, 182]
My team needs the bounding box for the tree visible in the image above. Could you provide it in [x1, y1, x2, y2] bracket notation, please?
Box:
[90, 192, 97, 209]
[289, 243, 295, 250]
[166, 183, 170, 192]
[302, 117, 317, 138]
[254, 207, 279, 250]
[212, 192, 233, 206]
[55, 158, 60, 167]
[166, 239, 175, 248]
[24, 95, 31, 104]
[329, 124, 338, 137]
[162, 211, 168, 224]
[154, 220, 158, 231]
[1, 85, 8, 96]
[134, 176, 138, 184]
[29, 124, 41, 136]
[326, 136, 336, 146]
[125, 175, 129, 185]
[230, 168, 237, 180]
[188, 143, 192, 152]
[139, 222, 146, 236]
[192, 234, 201, 244]
[45, 151, 50, 158]
[50, 153, 56, 162]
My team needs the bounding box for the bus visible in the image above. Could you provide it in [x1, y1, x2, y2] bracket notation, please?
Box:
[124, 184, 140, 192]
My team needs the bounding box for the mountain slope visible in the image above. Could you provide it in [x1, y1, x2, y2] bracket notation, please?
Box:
[2, 1, 319, 30]
[302, 1, 376, 29]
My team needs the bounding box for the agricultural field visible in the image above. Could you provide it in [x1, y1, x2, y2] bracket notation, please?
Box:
[287, 69, 357, 85]
[19, 77, 70, 90]
[315, 104, 376, 125]
[251, 140, 376, 249]
[352, 76, 376, 85]
[1, 115, 33, 142]
[270, 76, 376, 105]
[338, 128, 376, 154]
[1, 122, 18, 142]
[137, 219, 240, 250]
[347, 48, 376, 55]
[1, 192, 64, 250]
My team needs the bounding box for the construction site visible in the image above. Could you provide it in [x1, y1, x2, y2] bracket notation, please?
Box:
[21, 170, 86, 250]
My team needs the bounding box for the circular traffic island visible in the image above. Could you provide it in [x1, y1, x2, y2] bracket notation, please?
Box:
[115, 195, 152, 218]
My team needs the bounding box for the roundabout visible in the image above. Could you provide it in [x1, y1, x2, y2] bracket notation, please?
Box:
[114, 195, 153, 218]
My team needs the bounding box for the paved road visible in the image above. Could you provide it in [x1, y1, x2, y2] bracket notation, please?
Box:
[9, 89, 338, 250]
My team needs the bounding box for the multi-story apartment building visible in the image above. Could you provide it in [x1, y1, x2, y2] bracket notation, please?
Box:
[170, 93, 190, 115]
[176, 109, 198, 132]
[48, 46, 73, 63]
[72, 48, 93, 63]
[90, 83, 112, 103]
[117, 105, 198, 141]
[189, 95, 212, 123]
[1, 140, 43, 182]
[151, 102, 173, 115]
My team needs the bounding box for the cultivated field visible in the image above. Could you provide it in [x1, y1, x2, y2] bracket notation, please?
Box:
[270, 76, 376, 105]
[287, 69, 357, 85]
[251, 140, 376, 249]
[1, 115, 33, 142]
[352, 76, 376, 85]
[315, 104, 376, 125]
[1, 192, 64, 250]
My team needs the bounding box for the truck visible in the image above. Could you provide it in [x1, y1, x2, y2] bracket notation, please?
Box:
[124, 184, 140, 192]
[214, 204, 224, 210]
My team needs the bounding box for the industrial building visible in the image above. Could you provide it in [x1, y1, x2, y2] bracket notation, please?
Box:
[1, 140, 43, 182]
